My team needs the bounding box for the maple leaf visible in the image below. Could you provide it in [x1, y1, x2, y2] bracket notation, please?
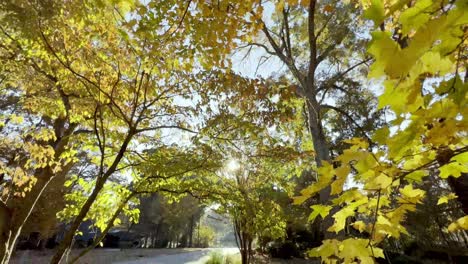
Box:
[437, 193, 458, 205]
[448, 216, 468, 232]
[309, 205, 332, 222]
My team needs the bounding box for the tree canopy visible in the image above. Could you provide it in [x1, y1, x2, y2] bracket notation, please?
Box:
[0, 0, 467, 264]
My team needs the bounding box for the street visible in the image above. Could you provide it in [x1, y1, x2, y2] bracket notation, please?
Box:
[115, 248, 239, 264]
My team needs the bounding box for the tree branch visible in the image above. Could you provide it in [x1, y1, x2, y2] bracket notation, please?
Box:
[135, 125, 198, 134]
[321, 104, 373, 144]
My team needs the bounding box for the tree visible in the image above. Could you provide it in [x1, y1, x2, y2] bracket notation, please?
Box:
[294, 0, 468, 262]
[0, 0, 465, 263]
[64, 139, 222, 263]
[194, 73, 313, 263]
[231, 0, 383, 237]
[0, 0, 96, 259]
[0, 0, 248, 261]
[134, 193, 203, 248]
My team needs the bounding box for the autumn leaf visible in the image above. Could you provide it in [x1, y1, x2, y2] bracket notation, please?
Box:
[447, 216, 468, 232]
[308, 205, 332, 222]
[437, 193, 458, 205]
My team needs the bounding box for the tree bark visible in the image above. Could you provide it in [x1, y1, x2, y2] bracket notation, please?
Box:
[0, 201, 12, 262]
[189, 215, 194, 247]
[437, 147, 468, 215]
[448, 174, 468, 215]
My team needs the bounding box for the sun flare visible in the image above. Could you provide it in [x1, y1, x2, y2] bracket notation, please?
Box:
[226, 159, 241, 172]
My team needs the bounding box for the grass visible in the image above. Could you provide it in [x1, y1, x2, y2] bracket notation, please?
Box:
[205, 251, 241, 264]
[205, 251, 224, 264]
[225, 253, 241, 264]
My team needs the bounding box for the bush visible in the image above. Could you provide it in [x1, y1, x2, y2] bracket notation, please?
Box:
[206, 251, 224, 264]
[225, 254, 241, 264]
[197, 225, 216, 248]
[267, 240, 301, 259]
[205, 251, 241, 264]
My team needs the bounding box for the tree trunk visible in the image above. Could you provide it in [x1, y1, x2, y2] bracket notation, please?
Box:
[304, 89, 338, 239]
[151, 232, 156, 248]
[240, 249, 248, 264]
[189, 215, 194, 248]
[50, 180, 104, 263]
[0, 201, 12, 263]
[0, 118, 77, 263]
[234, 218, 253, 264]
[155, 220, 162, 248]
[1, 173, 58, 264]
[69, 193, 134, 263]
[262, 0, 335, 237]
[437, 148, 468, 215]
[247, 237, 253, 264]
[50, 131, 133, 264]
[448, 174, 468, 215]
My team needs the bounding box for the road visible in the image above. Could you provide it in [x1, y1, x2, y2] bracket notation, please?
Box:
[116, 248, 239, 264]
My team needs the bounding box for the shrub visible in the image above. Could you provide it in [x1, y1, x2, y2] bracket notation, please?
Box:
[206, 251, 224, 264]
[225, 254, 241, 264]
[198, 225, 216, 248]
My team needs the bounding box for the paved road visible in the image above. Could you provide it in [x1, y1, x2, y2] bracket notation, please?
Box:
[116, 248, 239, 264]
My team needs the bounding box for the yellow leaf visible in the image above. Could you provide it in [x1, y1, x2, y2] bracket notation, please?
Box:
[328, 207, 354, 233]
[329, 197, 368, 233]
[365, 174, 392, 190]
[340, 238, 384, 261]
[437, 193, 458, 205]
[439, 161, 468, 179]
[309, 205, 333, 222]
[372, 126, 389, 144]
[331, 165, 350, 195]
[333, 189, 365, 205]
[276, 0, 285, 12]
[308, 239, 339, 259]
[352, 221, 367, 233]
[293, 195, 308, 205]
[447, 216, 468, 232]
[405, 170, 428, 182]
[10, 114, 24, 124]
[453, 152, 468, 163]
[343, 137, 369, 150]
[399, 0, 432, 34]
[360, 257, 375, 264]
[399, 184, 425, 204]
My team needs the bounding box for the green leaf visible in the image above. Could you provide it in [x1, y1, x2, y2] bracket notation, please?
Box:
[399, 0, 432, 34]
[364, 0, 385, 25]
